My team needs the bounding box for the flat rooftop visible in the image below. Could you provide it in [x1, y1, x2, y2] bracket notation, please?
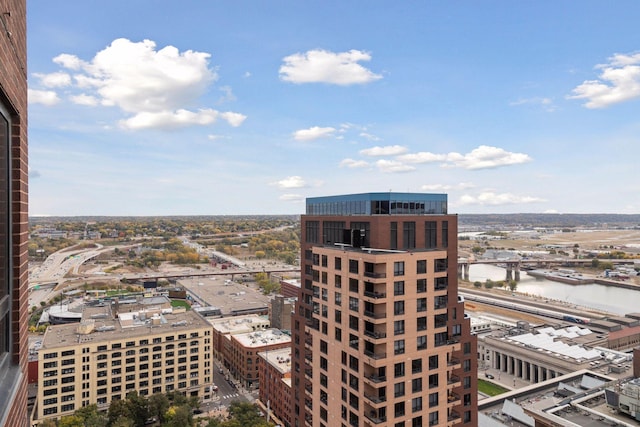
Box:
[40, 307, 211, 350]
[258, 347, 292, 375]
[232, 328, 291, 348]
[178, 277, 270, 316]
[208, 314, 270, 334]
[479, 370, 640, 427]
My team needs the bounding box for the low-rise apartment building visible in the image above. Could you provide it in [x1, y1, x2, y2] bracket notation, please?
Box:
[258, 347, 293, 427]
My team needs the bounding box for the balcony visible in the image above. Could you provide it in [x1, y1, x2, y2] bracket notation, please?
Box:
[365, 412, 387, 424]
[364, 349, 387, 360]
[364, 271, 386, 279]
[447, 393, 460, 407]
[363, 310, 387, 320]
[447, 357, 461, 368]
[363, 291, 386, 299]
[364, 393, 387, 405]
[364, 373, 386, 384]
[364, 329, 387, 340]
[447, 411, 461, 425]
[447, 375, 461, 387]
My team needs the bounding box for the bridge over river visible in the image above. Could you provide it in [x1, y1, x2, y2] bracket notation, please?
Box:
[457, 257, 635, 281]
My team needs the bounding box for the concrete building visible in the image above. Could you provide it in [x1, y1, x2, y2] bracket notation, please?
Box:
[0, 0, 29, 425]
[270, 295, 295, 332]
[229, 328, 291, 388]
[292, 193, 477, 427]
[258, 347, 293, 427]
[32, 306, 213, 425]
[478, 324, 633, 384]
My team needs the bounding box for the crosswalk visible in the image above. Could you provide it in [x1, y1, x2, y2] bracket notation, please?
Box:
[219, 393, 240, 400]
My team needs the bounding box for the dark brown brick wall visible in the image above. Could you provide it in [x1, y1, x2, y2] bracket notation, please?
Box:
[0, 0, 28, 426]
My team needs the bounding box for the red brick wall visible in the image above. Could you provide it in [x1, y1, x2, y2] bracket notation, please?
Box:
[0, 0, 28, 426]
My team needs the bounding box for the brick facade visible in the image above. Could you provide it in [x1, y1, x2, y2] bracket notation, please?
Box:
[0, 0, 29, 426]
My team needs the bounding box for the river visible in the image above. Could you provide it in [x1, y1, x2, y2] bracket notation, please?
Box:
[468, 264, 639, 316]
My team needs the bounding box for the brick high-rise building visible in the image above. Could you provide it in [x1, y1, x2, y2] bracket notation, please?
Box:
[292, 193, 477, 427]
[0, 0, 29, 426]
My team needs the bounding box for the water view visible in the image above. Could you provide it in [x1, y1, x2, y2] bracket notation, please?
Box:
[468, 264, 639, 316]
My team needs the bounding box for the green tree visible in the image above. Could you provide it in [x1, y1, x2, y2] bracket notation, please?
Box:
[125, 391, 149, 427]
[473, 281, 482, 288]
[75, 404, 107, 427]
[508, 280, 518, 292]
[484, 279, 494, 290]
[148, 393, 170, 424]
[59, 415, 84, 427]
[107, 399, 132, 427]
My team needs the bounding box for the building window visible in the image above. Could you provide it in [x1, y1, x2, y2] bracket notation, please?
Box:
[335, 257, 342, 270]
[306, 221, 319, 243]
[428, 374, 438, 388]
[393, 281, 405, 296]
[411, 359, 422, 374]
[394, 382, 405, 397]
[394, 320, 405, 335]
[0, 92, 14, 418]
[412, 397, 423, 412]
[402, 222, 416, 249]
[416, 336, 427, 350]
[428, 411, 438, 426]
[393, 261, 404, 276]
[412, 377, 422, 393]
[395, 401, 405, 417]
[425, 221, 437, 249]
[394, 362, 405, 378]
[428, 392, 438, 408]
[442, 221, 448, 248]
[394, 340, 405, 355]
[428, 355, 438, 370]
[417, 316, 427, 331]
[435, 259, 447, 272]
[0, 90, 17, 419]
[416, 260, 427, 274]
[417, 279, 427, 293]
[394, 301, 405, 315]
[390, 222, 397, 249]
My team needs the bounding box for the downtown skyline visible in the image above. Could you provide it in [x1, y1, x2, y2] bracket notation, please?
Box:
[28, 1, 640, 216]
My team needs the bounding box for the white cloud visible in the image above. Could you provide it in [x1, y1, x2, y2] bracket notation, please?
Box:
[217, 86, 236, 104]
[273, 176, 306, 189]
[70, 93, 99, 106]
[421, 182, 475, 191]
[568, 51, 640, 108]
[53, 53, 84, 70]
[375, 159, 415, 173]
[457, 192, 545, 206]
[279, 49, 382, 85]
[360, 132, 381, 141]
[360, 145, 407, 157]
[510, 97, 556, 112]
[28, 89, 60, 106]
[543, 209, 559, 214]
[119, 108, 246, 131]
[293, 126, 336, 141]
[443, 145, 532, 170]
[33, 71, 72, 88]
[340, 158, 369, 168]
[397, 151, 446, 164]
[279, 194, 305, 202]
[42, 38, 245, 130]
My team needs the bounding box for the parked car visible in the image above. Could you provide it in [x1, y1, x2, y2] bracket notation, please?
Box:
[485, 373, 495, 379]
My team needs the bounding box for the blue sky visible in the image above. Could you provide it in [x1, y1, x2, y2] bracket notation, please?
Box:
[28, 1, 640, 216]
